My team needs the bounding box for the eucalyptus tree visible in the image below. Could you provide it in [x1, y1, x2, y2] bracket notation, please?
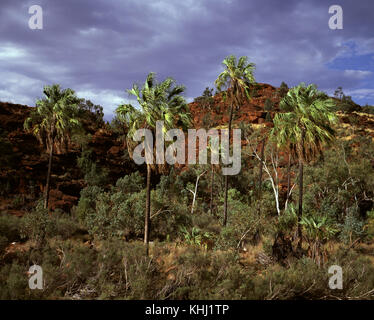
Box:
[116, 72, 191, 255]
[215, 55, 256, 226]
[272, 83, 337, 248]
[24, 84, 82, 209]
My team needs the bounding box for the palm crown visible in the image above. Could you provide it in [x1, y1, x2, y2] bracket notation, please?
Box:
[215, 55, 255, 107]
[24, 84, 82, 151]
[272, 83, 338, 162]
[116, 72, 191, 138]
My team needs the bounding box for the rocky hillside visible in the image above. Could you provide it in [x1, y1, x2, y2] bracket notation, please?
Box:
[0, 102, 136, 215]
[189, 83, 280, 128]
[1, 83, 373, 216]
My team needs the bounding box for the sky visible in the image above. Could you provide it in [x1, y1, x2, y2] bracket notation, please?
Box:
[1, 0, 374, 120]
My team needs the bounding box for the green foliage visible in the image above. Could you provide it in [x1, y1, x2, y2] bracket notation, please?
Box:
[194, 87, 215, 110]
[83, 188, 146, 240]
[273, 83, 338, 163]
[215, 189, 267, 250]
[300, 215, 338, 242]
[367, 210, 374, 238]
[0, 263, 29, 299]
[93, 241, 157, 299]
[77, 99, 104, 128]
[74, 185, 103, 222]
[77, 149, 109, 186]
[264, 98, 274, 112]
[20, 201, 53, 244]
[277, 203, 298, 234]
[116, 172, 144, 193]
[0, 131, 17, 169]
[179, 226, 213, 247]
[83, 163, 109, 187]
[1, 238, 374, 299]
[277, 81, 289, 98]
[20, 201, 80, 243]
[215, 55, 256, 106]
[0, 235, 7, 255]
[77, 173, 147, 240]
[362, 104, 374, 114]
[51, 212, 82, 240]
[150, 187, 192, 241]
[338, 208, 366, 245]
[116, 72, 191, 148]
[24, 84, 82, 152]
[303, 138, 374, 226]
[333, 87, 360, 112]
[12, 194, 25, 209]
[0, 213, 21, 243]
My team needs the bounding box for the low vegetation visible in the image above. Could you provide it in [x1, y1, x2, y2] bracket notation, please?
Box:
[1, 56, 374, 300]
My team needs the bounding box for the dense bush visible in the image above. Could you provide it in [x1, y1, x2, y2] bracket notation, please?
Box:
[215, 189, 268, 250]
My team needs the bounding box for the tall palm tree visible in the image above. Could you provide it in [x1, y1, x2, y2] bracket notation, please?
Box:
[215, 55, 255, 226]
[116, 72, 191, 255]
[24, 84, 81, 209]
[272, 83, 337, 248]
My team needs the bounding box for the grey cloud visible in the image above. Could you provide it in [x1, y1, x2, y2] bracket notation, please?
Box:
[0, 0, 373, 117]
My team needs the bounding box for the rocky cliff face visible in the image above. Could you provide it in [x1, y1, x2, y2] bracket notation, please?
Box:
[1, 83, 373, 216]
[0, 102, 136, 215]
[189, 83, 280, 128]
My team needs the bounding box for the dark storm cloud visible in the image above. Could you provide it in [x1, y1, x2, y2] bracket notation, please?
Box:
[1, 0, 374, 118]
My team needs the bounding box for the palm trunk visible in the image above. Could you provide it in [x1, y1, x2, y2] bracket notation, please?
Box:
[223, 102, 234, 226]
[144, 164, 151, 256]
[297, 131, 305, 249]
[297, 157, 304, 249]
[210, 165, 214, 215]
[44, 138, 54, 210]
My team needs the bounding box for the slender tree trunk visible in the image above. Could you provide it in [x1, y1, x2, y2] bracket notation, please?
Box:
[287, 153, 291, 199]
[256, 138, 266, 217]
[258, 138, 265, 199]
[297, 157, 304, 249]
[144, 164, 151, 256]
[190, 171, 205, 215]
[223, 102, 234, 226]
[210, 165, 214, 215]
[44, 137, 54, 210]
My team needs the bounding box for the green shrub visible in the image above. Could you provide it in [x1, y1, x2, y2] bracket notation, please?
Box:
[215, 189, 265, 250]
[0, 263, 29, 299]
[366, 210, 374, 239]
[93, 241, 158, 299]
[0, 235, 8, 255]
[51, 212, 81, 240]
[20, 201, 54, 245]
[75, 185, 103, 222]
[0, 213, 21, 242]
[338, 208, 366, 245]
[115, 172, 144, 193]
[77, 149, 109, 186]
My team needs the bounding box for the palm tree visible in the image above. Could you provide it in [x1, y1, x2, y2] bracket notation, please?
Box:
[24, 84, 81, 209]
[272, 83, 337, 248]
[116, 72, 191, 255]
[215, 55, 255, 226]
